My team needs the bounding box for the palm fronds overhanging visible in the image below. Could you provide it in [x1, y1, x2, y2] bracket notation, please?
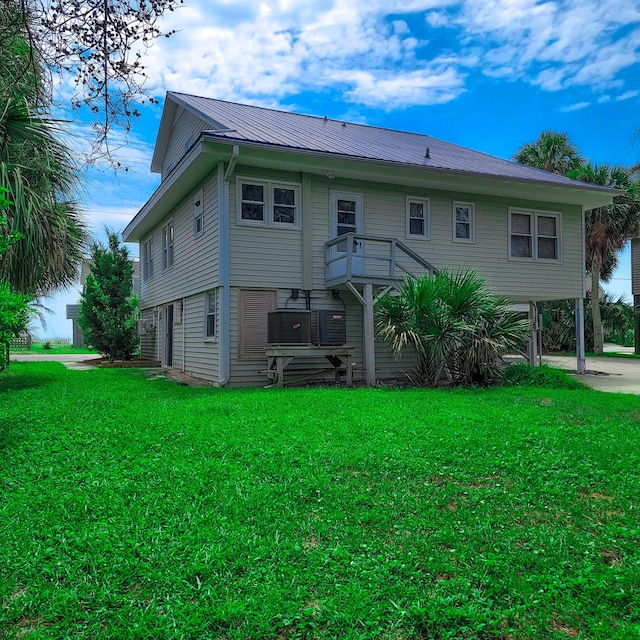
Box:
[376, 270, 530, 387]
[0, 98, 88, 295]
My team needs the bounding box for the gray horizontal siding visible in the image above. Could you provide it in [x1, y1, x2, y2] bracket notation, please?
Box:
[139, 308, 158, 361]
[311, 176, 584, 302]
[140, 174, 219, 309]
[229, 171, 304, 289]
[183, 293, 219, 382]
[162, 109, 210, 179]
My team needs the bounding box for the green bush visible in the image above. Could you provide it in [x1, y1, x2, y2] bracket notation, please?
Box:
[42, 341, 52, 350]
[502, 363, 585, 389]
[377, 269, 530, 387]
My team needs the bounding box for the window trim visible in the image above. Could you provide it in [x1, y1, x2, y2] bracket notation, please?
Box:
[194, 189, 204, 238]
[508, 208, 562, 262]
[236, 177, 301, 229]
[142, 238, 153, 281]
[162, 220, 174, 271]
[204, 290, 217, 341]
[453, 201, 475, 244]
[405, 196, 430, 240]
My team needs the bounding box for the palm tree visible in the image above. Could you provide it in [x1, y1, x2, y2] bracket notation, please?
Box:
[567, 163, 640, 354]
[513, 131, 584, 174]
[0, 90, 88, 296]
[376, 270, 530, 387]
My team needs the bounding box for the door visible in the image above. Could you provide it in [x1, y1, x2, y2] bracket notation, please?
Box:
[163, 303, 174, 366]
[330, 191, 363, 278]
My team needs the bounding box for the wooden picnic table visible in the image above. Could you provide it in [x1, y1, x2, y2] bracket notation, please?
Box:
[264, 345, 355, 388]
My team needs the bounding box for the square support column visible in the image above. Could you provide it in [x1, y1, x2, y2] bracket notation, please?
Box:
[363, 283, 376, 386]
[575, 297, 586, 374]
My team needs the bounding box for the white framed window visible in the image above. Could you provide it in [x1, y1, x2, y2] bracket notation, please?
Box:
[194, 189, 204, 237]
[453, 202, 475, 243]
[143, 238, 153, 281]
[509, 209, 561, 261]
[537, 213, 560, 260]
[204, 290, 216, 340]
[237, 178, 301, 228]
[162, 220, 174, 270]
[406, 197, 429, 239]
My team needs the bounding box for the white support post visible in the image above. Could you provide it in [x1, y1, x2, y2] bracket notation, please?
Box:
[575, 297, 586, 374]
[363, 283, 376, 386]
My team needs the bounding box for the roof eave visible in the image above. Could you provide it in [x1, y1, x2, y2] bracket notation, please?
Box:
[201, 135, 618, 209]
[124, 140, 219, 242]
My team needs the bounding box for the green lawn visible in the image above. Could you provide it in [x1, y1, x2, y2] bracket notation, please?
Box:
[1, 363, 639, 639]
[9, 343, 98, 355]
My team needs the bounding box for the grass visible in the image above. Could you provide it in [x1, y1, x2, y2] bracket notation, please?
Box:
[9, 343, 98, 355]
[1, 363, 640, 639]
[587, 351, 640, 360]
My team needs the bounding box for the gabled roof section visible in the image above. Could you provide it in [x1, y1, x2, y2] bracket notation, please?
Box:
[150, 92, 230, 173]
[158, 91, 608, 192]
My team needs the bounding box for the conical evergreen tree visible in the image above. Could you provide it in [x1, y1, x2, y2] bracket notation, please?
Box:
[78, 230, 139, 362]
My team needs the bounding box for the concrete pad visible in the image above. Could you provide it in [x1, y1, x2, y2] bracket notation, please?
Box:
[543, 354, 640, 395]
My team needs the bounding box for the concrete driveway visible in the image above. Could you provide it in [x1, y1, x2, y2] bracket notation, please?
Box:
[543, 345, 640, 395]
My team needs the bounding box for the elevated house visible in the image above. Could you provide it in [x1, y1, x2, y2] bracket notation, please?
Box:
[123, 92, 615, 386]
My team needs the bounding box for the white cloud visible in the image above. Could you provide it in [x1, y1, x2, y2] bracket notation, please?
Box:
[331, 65, 465, 108]
[139, 0, 463, 110]
[124, 0, 640, 115]
[617, 90, 640, 101]
[560, 101, 591, 112]
[426, 12, 450, 27]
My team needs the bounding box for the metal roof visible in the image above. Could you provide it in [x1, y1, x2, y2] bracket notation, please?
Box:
[168, 91, 607, 191]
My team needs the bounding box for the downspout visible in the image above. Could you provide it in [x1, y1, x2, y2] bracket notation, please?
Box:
[217, 145, 239, 386]
[576, 204, 587, 374]
[182, 298, 186, 372]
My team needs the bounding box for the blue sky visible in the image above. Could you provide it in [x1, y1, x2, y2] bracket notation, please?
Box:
[42, 0, 640, 339]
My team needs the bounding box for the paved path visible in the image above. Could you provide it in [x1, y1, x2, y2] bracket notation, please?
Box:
[10, 353, 102, 370]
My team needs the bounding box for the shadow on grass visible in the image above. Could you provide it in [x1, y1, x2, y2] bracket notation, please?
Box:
[0, 362, 64, 392]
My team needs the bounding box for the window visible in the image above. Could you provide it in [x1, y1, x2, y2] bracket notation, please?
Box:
[453, 202, 475, 243]
[143, 239, 153, 281]
[240, 182, 265, 221]
[204, 291, 216, 340]
[273, 187, 296, 224]
[406, 197, 429, 239]
[162, 221, 174, 270]
[537, 214, 559, 260]
[509, 209, 560, 261]
[237, 178, 300, 227]
[194, 189, 204, 237]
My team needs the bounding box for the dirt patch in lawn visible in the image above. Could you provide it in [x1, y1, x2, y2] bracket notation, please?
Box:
[88, 358, 161, 368]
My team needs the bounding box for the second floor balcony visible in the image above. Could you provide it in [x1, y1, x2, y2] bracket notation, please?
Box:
[325, 233, 437, 289]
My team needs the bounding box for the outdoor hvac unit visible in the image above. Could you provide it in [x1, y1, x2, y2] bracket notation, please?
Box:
[136, 318, 156, 336]
[317, 309, 347, 346]
[268, 309, 319, 345]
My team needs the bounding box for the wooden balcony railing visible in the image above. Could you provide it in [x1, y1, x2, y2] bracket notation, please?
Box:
[325, 233, 438, 288]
